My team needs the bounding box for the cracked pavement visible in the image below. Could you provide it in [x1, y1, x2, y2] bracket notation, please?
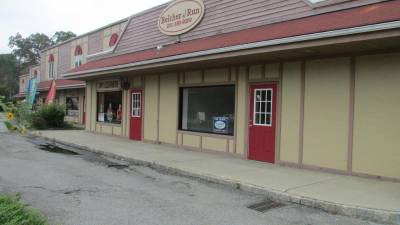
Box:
[0, 133, 383, 225]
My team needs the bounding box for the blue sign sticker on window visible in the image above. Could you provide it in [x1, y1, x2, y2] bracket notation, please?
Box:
[213, 117, 229, 134]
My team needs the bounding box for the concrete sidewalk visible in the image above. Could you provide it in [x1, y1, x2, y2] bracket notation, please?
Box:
[33, 130, 400, 224]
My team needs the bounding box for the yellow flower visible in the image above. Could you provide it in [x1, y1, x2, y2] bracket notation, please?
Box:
[19, 127, 26, 135]
[7, 112, 14, 121]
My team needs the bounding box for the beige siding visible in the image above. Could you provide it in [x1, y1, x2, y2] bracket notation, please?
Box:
[202, 137, 227, 152]
[280, 62, 302, 163]
[85, 82, 94, 131]
[143, 75, 159, 141]
[182, 134, 201, 148]
[303, 58, 350, 170]
[353, 53, 400, 179]
[122, 87, 130, 138]
[265, 63, 280, 78]
[249, 65, 263, 80]
[184, 71, 203, 84]
[90, 82, 97, 132]
[159, 73, 178, 144]
[235, 66, 247, 155]
[204, 68, 229, 83]
[101, 124, 113, 135]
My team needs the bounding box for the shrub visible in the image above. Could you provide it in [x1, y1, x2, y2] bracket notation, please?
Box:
[0, 194, 49, 225]
[32, 104, 66, 129]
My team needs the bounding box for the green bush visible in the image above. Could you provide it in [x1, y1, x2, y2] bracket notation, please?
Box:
[32, 104, 66, 129]
[0, 194, 49, 225]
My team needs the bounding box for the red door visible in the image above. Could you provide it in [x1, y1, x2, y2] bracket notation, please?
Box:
[130, 89, 143, 141]
[248, 83, 277, 163]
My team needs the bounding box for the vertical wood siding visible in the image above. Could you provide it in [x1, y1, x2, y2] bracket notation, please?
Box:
[88, 30, 104, 55]
[58, 43, 71, 76]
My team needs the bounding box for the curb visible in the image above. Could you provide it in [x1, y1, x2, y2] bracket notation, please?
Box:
[34, 133, 400, 225]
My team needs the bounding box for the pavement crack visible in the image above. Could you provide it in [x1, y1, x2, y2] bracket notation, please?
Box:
[63, 189, 81, 195]
[283, 178, 338, 193]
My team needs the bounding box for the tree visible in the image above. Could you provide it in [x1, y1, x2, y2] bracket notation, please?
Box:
[8, 31, 76, 68]
[8, 33, 53, 67]
[0, 54, 18, 99]
[52, 31, 76, 44]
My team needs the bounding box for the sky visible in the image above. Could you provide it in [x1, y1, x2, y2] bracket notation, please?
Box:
[0, 0, 171, 54]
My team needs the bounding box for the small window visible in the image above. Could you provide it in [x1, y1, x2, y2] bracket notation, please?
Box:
[179, 85, 235, 135]
[74, 46, 83, 68]
[109, 33, 119, 47]
[131, 92, 141, 117]
[253, 89, 273, 126]
[66, 97, 79, 117]
[48, 54, 55, 79]
[97, 91, 122, 124]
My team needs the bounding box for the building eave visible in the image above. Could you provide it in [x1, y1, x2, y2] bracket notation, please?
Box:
[64, 21, 400, 79]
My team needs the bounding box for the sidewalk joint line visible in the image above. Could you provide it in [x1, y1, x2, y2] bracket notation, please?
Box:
[283, 177, 338, 193]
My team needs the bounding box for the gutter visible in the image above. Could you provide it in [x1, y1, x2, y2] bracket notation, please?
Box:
[64, 20, 400, 78]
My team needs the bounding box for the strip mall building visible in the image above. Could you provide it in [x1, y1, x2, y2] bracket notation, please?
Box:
[35, 0, 400, 181]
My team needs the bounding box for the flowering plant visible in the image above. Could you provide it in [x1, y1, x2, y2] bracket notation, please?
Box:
[0, 96, 29, 135]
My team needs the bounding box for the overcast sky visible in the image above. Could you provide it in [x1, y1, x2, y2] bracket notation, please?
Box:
[0, 0, 171, 54]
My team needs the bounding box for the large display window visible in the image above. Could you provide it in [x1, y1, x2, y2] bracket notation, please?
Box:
[179, 85, 235, 135]
[97, 91, 122, 124]
[66, 97, 79, 117]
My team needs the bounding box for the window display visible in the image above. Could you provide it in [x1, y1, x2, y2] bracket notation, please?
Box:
[66, 97, 79, 117]
[97, 91, 122, 124]
[179, 85, 235, 135]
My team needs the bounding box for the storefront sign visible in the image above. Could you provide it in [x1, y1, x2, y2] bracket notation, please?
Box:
[213, 117, 229, 134]
[97, 79, 121, 91]
[158, 0, 205, 36]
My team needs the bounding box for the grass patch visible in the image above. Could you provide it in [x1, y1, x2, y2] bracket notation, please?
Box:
[0, 194, 49, 225]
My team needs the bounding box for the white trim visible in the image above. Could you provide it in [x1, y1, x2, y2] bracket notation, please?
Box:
[64, 21, 400, 78]
[131, 92, 142, 118]
[253, 88, 273, 127]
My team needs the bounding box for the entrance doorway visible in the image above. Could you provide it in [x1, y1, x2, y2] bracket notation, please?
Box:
[248, 83, 277, 163]
[130, 89, 143, 141]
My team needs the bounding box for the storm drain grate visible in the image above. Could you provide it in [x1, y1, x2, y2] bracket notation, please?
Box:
[247, 199, 285, 213]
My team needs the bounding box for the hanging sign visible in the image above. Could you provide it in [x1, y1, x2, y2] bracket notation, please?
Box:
[158, 0, 205, 36]
[97, 79, 121, 91]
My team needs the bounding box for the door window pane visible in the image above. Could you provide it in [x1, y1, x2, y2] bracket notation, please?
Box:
[179, 85, 235, 135]
[132, 92, 141, 117]
[253, 88, 273, 126]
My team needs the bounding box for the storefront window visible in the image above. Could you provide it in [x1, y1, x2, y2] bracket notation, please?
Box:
[97, 91, 122, 124]
[66, 97, 79, 117]
[179, 85, 235, 135]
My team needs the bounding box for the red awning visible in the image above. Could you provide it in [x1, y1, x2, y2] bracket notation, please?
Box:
[67, 0, 400, 75]
[38, 79, 85, 91]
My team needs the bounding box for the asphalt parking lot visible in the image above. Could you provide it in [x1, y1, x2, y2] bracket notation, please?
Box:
[0, 133, 383, 225]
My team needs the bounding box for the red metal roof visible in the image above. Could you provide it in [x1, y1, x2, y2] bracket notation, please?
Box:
[38, 79, 85, 91]
[68, 0, 400, 74]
